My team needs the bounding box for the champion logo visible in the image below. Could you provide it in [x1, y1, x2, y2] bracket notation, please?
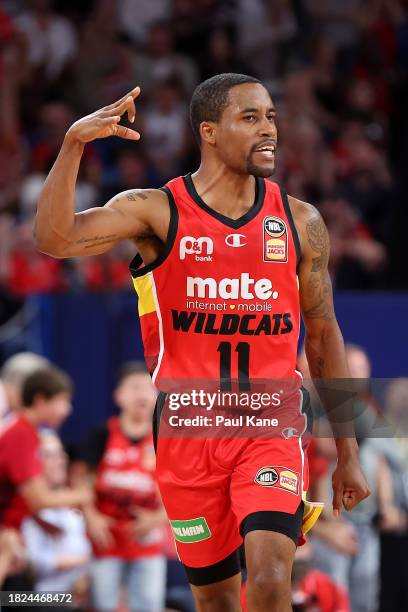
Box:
[225, 233, 247, 247]
[281, 427, 300, 439]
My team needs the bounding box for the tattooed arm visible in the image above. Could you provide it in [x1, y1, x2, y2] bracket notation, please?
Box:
[290, 196, 370, 514]
[34, 87, 169, 257]
[295, 200, 348, 379]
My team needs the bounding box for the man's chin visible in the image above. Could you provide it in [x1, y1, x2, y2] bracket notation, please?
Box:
[247, 162, 275, 178]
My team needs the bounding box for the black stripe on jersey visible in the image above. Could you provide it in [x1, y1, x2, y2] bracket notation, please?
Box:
[280, 187, 301, 272]
[183, 172, 266, 229]
[129, 186, 179, 279]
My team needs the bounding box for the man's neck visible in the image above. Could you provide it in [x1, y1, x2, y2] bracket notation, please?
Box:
[192, 162, 257, 220]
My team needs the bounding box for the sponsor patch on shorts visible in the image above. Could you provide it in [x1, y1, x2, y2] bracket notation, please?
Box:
[255, 466, 299, 495]
[170, 517, 211, 543]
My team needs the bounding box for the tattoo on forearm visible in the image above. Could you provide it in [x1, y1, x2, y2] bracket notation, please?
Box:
[74, 234, 117, 247]
[303, 213, 334, 320]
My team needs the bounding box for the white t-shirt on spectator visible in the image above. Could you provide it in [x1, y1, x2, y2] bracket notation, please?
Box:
[22, 508, 91, 593]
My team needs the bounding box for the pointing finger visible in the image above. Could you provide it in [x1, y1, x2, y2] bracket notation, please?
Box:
[332, 483, 344, 517]
[104, 86, 141, 111]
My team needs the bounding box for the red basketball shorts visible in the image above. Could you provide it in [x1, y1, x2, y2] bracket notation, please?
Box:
[156, 431, 310, 568]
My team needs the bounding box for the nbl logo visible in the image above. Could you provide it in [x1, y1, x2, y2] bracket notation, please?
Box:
[263, 216, 288, 263]
[179, 236, 213, 261]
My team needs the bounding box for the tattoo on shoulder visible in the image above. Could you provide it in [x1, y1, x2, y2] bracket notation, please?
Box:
[303, 211, 334, 321]
[125, 189, 154, 202]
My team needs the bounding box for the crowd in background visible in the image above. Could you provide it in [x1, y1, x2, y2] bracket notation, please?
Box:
[0, 0, 407, 325]
[1, 350, 408, 611]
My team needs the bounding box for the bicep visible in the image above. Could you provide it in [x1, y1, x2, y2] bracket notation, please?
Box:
[298, 208, 335, 328]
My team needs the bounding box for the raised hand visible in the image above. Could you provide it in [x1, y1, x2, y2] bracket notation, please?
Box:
[66, 87, 141, 144]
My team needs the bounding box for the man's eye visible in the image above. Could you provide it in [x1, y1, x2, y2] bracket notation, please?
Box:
[244, 115, 256, 122]
[267, 115, 276, 122]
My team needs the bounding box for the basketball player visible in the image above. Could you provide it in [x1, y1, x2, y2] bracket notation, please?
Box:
[35, 74, 370, 612]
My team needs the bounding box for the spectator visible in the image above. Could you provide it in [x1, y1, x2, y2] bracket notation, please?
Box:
[13, 0, 77, 81]
[144, 20, 198, 95]
[198, 27, 252, 82]
[292, 541, 350, 612]
[0, 366, 91, 593]
[375, 377, 408, 612]
[22, 431, 91, 594]
[235, 0, 299, 84]
[80, 362, 167, 612]
[310, 345, 397, 612]
[0, 351, 50, 416]
[142, 77, 190, 181]
[0, 528, 25, 587]
[0, 366, 90, 529]
[319, 195, 387, 288]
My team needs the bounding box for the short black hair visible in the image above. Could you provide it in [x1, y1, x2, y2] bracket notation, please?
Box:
[23, 367, 73, 407]
[190, 73, 262, 142]
[116, 361, 149, 386]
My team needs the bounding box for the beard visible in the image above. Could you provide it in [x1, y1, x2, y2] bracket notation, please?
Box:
[246, 156, 276, 178]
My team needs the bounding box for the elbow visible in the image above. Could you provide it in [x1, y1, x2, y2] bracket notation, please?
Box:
[33, 223, 67, 259]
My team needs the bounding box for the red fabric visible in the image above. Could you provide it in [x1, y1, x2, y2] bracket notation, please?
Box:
[93, 417, 162, 559]
[7, 253, 64, 296]
[157, 434, 309, 567]
[0, 415, 42, 528]
[298, 570, 350, 612]
[83, 259, 131, 291]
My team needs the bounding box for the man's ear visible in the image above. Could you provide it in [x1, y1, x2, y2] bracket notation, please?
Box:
[200, 122, 216, 145]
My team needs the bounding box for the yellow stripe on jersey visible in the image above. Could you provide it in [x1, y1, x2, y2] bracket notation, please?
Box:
[133, 274, 156, 316]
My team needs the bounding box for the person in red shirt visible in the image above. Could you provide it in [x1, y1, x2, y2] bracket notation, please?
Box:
[80, 362, 167, 612]
[0, 365, 92, 592]
[0, 366, 91, 529]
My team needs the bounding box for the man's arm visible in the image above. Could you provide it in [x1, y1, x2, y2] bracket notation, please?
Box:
[34, 86, 168, 258]
[20, 475, 91, 512]
[291, 196, 370, 514]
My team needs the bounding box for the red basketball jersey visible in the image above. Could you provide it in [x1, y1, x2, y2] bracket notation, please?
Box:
[130, 174, 301, 390]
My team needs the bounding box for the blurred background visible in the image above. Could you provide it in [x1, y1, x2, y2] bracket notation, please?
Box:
[0, 1, 408, 611]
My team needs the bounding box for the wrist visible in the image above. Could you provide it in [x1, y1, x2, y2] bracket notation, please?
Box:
[64, 129, 85, 150]
[335, 438, 359, 460]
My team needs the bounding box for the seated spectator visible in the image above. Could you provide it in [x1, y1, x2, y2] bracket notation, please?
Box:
[22, 431, 91, 593]
[292, 542, 350, 612]
[0, 351, 50, 418]
[0, 366, 90, 530]
[0, 528, 25, 587]
[144, 20, 198, 95]
[13, 0, 77, 81]
[0, 366, 91, 592]
[80, 362, 167, 612]
[142, 77, 190, 181]
[319, 195, 386, 288]
[3, 219, 66, 297]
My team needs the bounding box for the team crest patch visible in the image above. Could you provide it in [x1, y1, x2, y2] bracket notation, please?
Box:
[263, 216, 288, 262]
[170, 517, 212, 543]
[255, 466, 299, 495]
